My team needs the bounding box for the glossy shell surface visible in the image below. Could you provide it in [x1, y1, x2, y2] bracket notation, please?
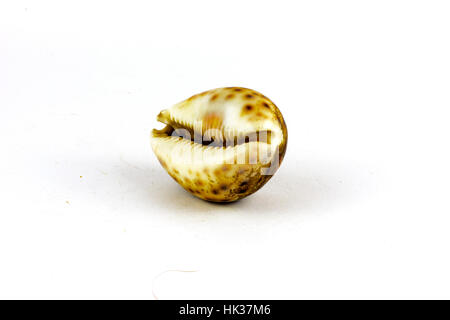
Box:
[150, 87, 287, 202]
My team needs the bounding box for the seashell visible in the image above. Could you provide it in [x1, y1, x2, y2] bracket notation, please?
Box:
[150, 87, 287, 202]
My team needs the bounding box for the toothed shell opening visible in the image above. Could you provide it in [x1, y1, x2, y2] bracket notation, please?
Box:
[150, 87, 287, 202]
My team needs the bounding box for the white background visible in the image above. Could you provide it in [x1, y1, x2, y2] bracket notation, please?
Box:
[1, 0, 450, 299]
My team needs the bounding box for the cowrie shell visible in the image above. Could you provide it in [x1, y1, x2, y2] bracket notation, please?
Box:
[151, 87, 287, 202]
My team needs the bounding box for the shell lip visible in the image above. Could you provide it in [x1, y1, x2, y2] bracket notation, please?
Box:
[152, 123, 276, 149]
[152, 110, 278, 149]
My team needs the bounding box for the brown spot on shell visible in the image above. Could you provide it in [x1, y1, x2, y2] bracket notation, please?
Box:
[212, 189, 219, 195]
[234, 88, 242, 92]
[245, 94, 254, 99]
[225, 93, 235, 100]
[237, 185, 249, 194]
[210, 93, 219, 101]
[241, 104, 254, 117]
[220, 184, 228, 191]
[262, 102, 270, 109]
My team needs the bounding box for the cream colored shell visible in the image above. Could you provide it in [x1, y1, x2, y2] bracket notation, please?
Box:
[150, 87, 287, 202]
